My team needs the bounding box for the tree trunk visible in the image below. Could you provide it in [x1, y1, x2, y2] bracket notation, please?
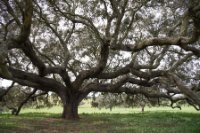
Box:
[141, 106, 144, 113]
[62, 101, 79, 120]
[15, 88, 37, 116]
[59, 91, 87, 120]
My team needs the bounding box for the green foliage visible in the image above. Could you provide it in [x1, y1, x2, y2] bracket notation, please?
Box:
[0, 85, 62, 112]
[32, 93, 61, 109]
[1, 86, 27, 108]
[92, 92, 160, 110]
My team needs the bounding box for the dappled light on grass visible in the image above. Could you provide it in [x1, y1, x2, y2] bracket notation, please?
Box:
[1, 106, 200, 133]
[0, 112, 200, 133]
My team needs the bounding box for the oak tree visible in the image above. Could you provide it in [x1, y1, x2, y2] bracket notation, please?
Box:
[0, 0, 200, 119]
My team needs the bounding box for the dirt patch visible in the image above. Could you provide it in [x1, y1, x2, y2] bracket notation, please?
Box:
[0, 117, 111, 133]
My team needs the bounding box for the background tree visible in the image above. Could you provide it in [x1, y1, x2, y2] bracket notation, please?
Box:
[0, 0, 200, 120]
[91, 92, 183, 111]
[0, 82, 53, 115]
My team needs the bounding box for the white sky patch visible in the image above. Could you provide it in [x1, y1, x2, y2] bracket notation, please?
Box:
[120, 51, 131, 59]
[0, 79, 13, 87]
[81, 56, 90, 63]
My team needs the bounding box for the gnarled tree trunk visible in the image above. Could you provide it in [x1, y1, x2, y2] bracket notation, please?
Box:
[62, 100, 79, 119]
[59, 91, 87, 120]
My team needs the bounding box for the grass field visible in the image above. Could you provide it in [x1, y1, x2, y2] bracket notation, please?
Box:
[0, 105, 200, 133]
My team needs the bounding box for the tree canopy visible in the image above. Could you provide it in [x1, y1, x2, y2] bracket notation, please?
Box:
[0, 0, 200, 119]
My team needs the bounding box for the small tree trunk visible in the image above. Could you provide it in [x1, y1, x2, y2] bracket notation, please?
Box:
[141, 106, 144, 113]
[15, 89, 37, 116]
[140, 101, 145, 113]
[109, 105, 112, 111]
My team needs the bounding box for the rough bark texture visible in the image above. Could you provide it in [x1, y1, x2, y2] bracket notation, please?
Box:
[59, 91, 87, 120]
[62, 100, 79, 119]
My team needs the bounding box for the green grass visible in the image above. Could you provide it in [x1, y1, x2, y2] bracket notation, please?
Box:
[0, 106, 200, 133]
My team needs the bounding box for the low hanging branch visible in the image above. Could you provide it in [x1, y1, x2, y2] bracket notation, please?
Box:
[0, 82, 15, 101]
[14, 88, 37, 115]
[169, 73, 200, 107]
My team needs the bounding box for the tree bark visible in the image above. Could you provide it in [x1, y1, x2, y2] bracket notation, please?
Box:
[15, 89, 37, 115]
[62, 101, 79, 120]
[59, 91, 87, 120]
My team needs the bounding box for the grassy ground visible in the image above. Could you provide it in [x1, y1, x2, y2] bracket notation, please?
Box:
[0, 105, 200, 133]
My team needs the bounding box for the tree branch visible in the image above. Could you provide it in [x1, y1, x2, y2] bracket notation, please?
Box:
[0, 82, 15, 101]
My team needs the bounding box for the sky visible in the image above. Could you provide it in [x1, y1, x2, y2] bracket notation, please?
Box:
[0, 79, 12, 87]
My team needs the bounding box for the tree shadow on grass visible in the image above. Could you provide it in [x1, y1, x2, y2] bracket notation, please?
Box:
[19, 112, 60, 118]
[0, 112, 200, 133]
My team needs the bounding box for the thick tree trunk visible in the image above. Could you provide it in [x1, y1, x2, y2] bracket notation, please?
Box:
[59, 91, 87, 120]
[62, 100, 79, 120]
